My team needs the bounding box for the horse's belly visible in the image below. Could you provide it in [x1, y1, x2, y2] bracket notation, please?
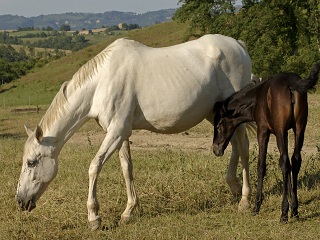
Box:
[132, 94, 215, 133]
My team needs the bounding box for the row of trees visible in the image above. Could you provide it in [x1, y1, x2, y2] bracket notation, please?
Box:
[0, 32, 23, 45]
[28, 34, 89, 51]
[0, 31, 89, 51]
[174, 0, 319, 77]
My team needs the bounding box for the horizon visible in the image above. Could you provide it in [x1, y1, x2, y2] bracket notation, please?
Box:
[0, 0, 243, 18]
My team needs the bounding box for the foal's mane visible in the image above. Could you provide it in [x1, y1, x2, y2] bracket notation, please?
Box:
[225, 81, 260, 111]
[39, 42, 116, 131]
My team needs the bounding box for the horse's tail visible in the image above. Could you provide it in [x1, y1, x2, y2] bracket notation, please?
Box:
[293, 62, 320, 94]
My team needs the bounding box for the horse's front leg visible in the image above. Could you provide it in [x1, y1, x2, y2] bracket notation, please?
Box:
[252, 128, 270, 215]
[118, 139, 138, 224]
[87, 132, 124, 231]
[229, 124, 251, 211]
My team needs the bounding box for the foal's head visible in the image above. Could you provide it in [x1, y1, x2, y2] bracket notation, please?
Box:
[212, 100, 238, 156]
[16, 126, 58, 212]
[212, 83, 257, 156]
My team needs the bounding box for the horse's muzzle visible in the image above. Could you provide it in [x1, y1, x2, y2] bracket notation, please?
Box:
[16, 196, 36, 212]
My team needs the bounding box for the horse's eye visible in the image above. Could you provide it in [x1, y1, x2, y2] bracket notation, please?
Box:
[27, 160, 38, 168]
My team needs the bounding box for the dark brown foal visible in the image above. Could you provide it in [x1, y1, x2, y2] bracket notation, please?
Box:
[212, 62, 320, 222]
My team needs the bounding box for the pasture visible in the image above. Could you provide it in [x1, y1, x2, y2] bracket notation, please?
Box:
[1, 92, 320, 239]
[1, 21, 320, 239]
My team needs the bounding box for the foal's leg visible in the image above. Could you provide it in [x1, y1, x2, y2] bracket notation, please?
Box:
[253, 128, 270, 215]
[276, 132, 292, 223]
[87, 132, 125, 230]
[119, 139, 138, 224]
[229, 124, 251, 211]
[291, 127, 305, 218]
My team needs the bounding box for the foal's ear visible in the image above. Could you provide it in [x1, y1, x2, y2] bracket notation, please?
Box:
[24, 125, 33, 137]
[35, 125, 43, 143]
[213, 101, 223, 113]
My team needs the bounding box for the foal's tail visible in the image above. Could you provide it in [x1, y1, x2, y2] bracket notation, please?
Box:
[293, 61, 320, 94]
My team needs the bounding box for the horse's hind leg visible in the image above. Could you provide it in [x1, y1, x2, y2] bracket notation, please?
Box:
[229, 124, 251, 211]
[291, 127, 305, 219]
[276, 132, 291, 223]
[119, 139, 138, 224]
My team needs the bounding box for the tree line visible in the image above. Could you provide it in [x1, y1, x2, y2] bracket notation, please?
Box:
[174, 0, 319, 77]
[0, 31, 89, 52]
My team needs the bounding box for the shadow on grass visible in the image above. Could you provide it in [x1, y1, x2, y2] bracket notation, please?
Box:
[297, 173, 320, 191]
[262, 172, 320, 197]
[299, 211, 320, 222]
[0, 85, 17, 93]
[0, 133, 24, 139]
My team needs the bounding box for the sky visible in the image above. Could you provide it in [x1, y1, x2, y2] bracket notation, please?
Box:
[0, 0, 180, 17]
[0, 0, 242, 17]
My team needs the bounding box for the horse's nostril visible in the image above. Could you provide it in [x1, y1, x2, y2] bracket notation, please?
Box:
[16, 197, 25, 210]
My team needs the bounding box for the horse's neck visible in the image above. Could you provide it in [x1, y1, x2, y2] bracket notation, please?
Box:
[40, 85, 92, 148]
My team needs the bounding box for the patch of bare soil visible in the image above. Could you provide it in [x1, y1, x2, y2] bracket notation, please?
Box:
[68, 129, 318, 156]
[68, 130, 213, 153]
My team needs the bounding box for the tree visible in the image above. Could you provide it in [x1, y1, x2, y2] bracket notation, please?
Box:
[173, 0, 236, 39]
[175, 0, 320, 76]
[60, 24, 71, 31]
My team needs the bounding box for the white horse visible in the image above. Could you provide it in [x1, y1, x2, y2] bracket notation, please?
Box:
[16, 34, 252, 230]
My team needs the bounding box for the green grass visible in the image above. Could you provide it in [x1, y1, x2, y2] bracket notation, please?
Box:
[1, 21, 320, 239]
[0, 21, 187, 108]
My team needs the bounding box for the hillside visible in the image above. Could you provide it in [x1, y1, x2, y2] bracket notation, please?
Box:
[0, 21, 187, 107]
[0, 9, 176, 31]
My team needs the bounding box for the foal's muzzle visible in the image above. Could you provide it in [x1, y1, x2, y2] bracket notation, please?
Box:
[212, 144, 225, 157]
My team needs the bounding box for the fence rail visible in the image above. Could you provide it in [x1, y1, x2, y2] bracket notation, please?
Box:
[11, 106, 40, 113]
[2, 96, 36, 107]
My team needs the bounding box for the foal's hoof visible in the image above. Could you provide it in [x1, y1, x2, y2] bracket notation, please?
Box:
[280, 215, 288, 223]
[89, 217, 101, 231]
[291, 211, 299, 219]
[251, 211, 258, 216]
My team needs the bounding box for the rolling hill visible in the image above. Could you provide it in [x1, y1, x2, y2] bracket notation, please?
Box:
[0, 21, 187, 107]
[0, 9, 176, 31]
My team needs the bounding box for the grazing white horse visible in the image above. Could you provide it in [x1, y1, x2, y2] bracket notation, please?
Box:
[16, 34, 252, 230]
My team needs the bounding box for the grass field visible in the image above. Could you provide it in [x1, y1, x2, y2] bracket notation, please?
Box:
[1, 96, 320, 239]
[1, 21, 320, 239]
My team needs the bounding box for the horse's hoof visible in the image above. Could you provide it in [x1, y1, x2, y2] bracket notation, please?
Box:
[238, 199, 250, 211]
[118, 215, 130, 225]
[89, 217, 101, 231]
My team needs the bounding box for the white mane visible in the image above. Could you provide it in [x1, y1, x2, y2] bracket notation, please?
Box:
[39, 41, 116, 131]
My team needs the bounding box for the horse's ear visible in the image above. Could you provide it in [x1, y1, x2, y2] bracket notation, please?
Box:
[24, 125, 33, 137]
[35, 125, 43, 143]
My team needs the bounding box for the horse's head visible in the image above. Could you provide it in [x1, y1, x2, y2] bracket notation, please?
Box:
[16, 125, 58, 212]
[212, 101, 237, 157]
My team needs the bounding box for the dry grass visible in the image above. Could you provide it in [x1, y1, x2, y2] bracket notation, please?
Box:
[1, 94, 320, 239]
[1, 21, 320, 239]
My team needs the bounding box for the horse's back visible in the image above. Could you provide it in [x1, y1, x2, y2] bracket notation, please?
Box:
[93, 35, 252, 133]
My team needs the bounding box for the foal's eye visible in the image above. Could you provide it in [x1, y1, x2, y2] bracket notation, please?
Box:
[27, 160, 38, 168]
